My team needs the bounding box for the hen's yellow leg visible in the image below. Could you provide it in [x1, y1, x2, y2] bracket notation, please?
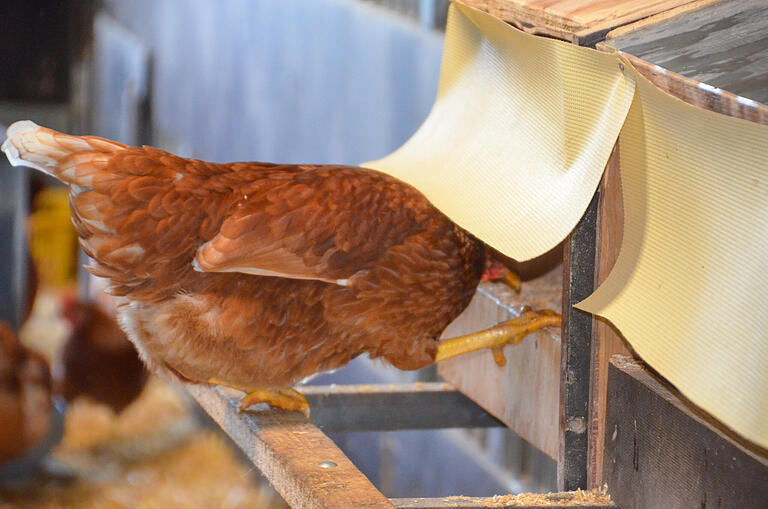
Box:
[208, 379, 310, 418]
[435, 308, 561, 366]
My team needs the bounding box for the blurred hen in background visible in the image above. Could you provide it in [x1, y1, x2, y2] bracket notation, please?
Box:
[0, 321, 54, 466]
[57, 297, 148, 414]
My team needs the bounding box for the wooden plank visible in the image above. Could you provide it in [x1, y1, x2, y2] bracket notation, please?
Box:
[602, 0, 722, 39]
[304, 383, 503, 433]
[603, 0, 768, 108]
[610, 53, 768, 125]
[586, 146, 633, 489]
[187, 384, 393, 509]
[571, 0, 719, 47]
[457, 0, 707, 44]
[392, 490, 615, 508]
[604, 356, 768, 509]
[438, 266, 563, 460]
[558, 193, 599, 491]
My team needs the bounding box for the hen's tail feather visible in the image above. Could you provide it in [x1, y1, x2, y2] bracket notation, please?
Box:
[2, 120, 126, 184]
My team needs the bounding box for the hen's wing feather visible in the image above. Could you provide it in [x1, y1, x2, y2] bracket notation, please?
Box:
[195, 166, 432, 285]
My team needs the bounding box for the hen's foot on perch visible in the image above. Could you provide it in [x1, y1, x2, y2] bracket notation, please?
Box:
[208, 379, 310, 418]
[434, 308, 561, 366]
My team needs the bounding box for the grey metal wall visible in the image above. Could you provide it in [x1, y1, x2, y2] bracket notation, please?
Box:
[103, 0, 444, 165]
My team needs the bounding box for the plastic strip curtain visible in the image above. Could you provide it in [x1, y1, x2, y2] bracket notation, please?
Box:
[366, 1, 768, 449]
[577, 70, 768, 449]
[364, 2, 635, 261]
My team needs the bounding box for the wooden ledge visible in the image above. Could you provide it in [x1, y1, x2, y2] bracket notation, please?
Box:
[187, 383, 393, 508]
[604, 356, 768, 508]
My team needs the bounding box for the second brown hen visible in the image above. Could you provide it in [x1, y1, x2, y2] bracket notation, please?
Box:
[3, 121, 559, 414]
[58, 298, 148, 413]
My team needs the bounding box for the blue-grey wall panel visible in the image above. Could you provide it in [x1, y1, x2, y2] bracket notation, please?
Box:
[104, 0, 444, 165]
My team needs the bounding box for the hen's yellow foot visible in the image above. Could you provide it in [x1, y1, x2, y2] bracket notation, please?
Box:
[208, 379, 310, 418]
[435, 308, 561, 364]
[240, 388, 310, 418]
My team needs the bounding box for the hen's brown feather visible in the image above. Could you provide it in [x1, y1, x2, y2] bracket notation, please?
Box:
[3, 121, 485, 388]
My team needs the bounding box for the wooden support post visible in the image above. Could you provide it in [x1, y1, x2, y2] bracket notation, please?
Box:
[585, 146, 632, 489]
[558, 193, 599, 491]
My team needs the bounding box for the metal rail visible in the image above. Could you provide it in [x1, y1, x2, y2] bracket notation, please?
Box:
[304, 382, 503, 432]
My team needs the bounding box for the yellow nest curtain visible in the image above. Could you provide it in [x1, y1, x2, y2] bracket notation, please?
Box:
[365, 1, 635, 261]
[366, 1, 768, 449]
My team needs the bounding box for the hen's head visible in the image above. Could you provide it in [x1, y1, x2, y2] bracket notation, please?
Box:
[60, 293, 90, 328]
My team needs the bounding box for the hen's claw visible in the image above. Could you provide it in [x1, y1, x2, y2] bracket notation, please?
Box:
[208, 379, 310, 418]
[490, 346, 508, 367]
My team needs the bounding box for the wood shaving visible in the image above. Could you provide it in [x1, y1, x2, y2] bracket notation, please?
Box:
[444, 488, 612, 507]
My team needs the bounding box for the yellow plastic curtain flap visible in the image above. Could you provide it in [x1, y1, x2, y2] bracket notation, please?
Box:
[364, 1, 635, 262]
[366, 0, 768, 449]
[577, 71, 768, 450]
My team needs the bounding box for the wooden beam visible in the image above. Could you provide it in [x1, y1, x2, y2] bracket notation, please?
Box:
[602, 0, 723, 40]
[304, 383, 502, 433]
[610, 53, 768, 125]
[604, 357, 768, 509]
[438, 270, 563, 460]
[586, 145, 633, 489]
[456, 0, 709, 45]
[601, 0, 768, 118]
[558, 193, 599, 491]
[187, 384, 394, 509]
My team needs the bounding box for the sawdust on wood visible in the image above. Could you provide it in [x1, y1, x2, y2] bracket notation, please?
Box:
[444, 488, 612, 507]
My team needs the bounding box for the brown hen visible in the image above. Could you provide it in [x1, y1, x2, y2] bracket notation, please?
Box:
[2, 121, 559, 414]
[0, 321, 52, 464]
[58, 298, 148, 413]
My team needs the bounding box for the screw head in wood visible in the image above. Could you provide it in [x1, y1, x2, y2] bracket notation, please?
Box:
[318, 461, 338, 468]
[566, 417, 586, 433]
